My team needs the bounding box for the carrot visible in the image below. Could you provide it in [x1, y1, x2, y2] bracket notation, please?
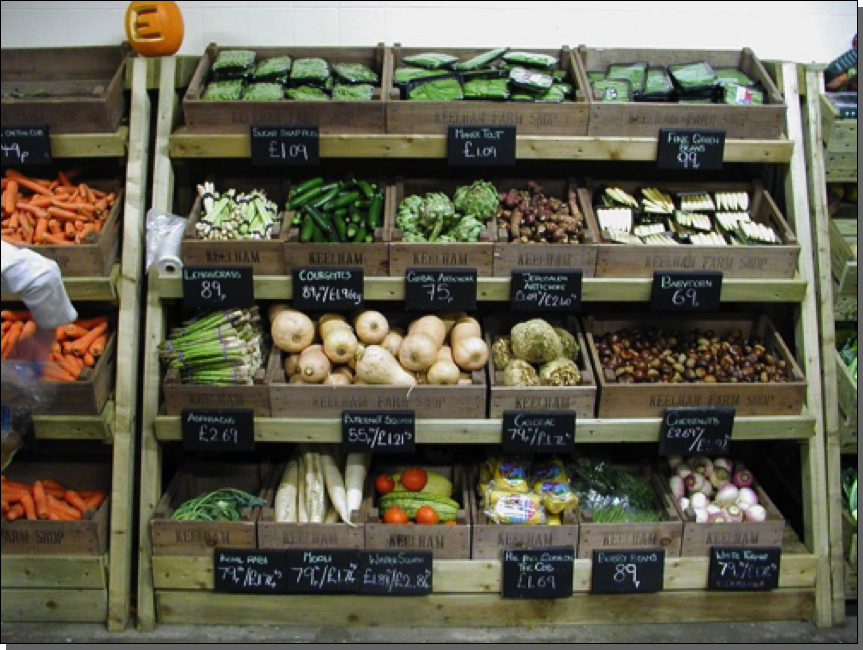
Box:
[75, 315, 108, 330]
[58, 171, 74, 188]
[64, 324, 91, 339]
[11, 175, 53, 197]
[70, 322, 107, 356]
[84, 491, 106, 510]
[66, 353, 84, 371]
[6, 503, 24, 521]
[43, 480, 68, 498]
[89, 334, 108, 357]
[76, 223, 96, 243]
[0, 310, 29, 321]
[41, 233, 74, 246]
[42, 364, 76, 382]
[2, 321, 24, 359]
[83, 353, 96, 367]
[56, 355, 81, 379]
[20, 320, 37, 341]
[17, 202, 50, 220]
[28, 196, 52, 208]
[1, 321, 10, 333]
[64, 222, 76, 238]
[33, 216, 49, 243]
[19, 493, 36, 520]
[49, 206, 91, 222]
[3, 180, 18, 214]
[33, 481, 49, 519]
[64, 490, 88, 514]
[48, 219, 62, 235]
[0, 487, 28, 503]
[1, 500, 9, 515]
[47, 495, 81, 520]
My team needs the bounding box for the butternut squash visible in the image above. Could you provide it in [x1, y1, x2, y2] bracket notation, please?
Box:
[451, 320, 482, 345]
[284, 353, 301, 377]
[453, 336, 489, 371]
[268, 303, 292, 323]
[320, 315, 351, 340]
[324, 373, 352, 386]
[427, 359, 461, 385]
[436, 345, 454, 363]
[272, 310, 315, 353]
[323, 328, 359, 364]
[356, 345, 416, 386]
[381, 328, 405, 358]
[399, 333, 438, 371]
[354, 310, 389, 344]
[298, 349, 331, 384]
[409, 315, 446, 347]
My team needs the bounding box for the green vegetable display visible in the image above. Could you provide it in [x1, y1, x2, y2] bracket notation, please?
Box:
[843, 468, 857, 524]
[396, 181, 500, 243]
[332, 84, 374, 101]
[195, 183, 280, 241]
[571, 459, 662, 524]
[160, 308, 265, 386]
[840, 335, 857, 382]
[172, 488, 265, 522]
[408, 77, 464, 101]
[242, 83, 284, 101]
[288, 177, 383, 243]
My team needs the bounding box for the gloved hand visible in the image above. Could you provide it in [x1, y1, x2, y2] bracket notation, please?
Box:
[1, 241, 77, 329]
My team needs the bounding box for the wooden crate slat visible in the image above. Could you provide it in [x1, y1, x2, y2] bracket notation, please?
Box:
[32, 400, 115, 441]
[1, 555, 108, 589]
[1, 588, 107, 623]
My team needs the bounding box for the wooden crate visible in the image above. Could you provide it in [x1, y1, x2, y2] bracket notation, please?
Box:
[389, 178, 496, 276]
[577, 466, 683, 559]
[386, 46, 589, 136]
[666, 468, 787, 558]
[10, 183, 124, 278]
[283, 179, 393, 277]
[1, 461, 111, 556]
[847, 561, 858, 600]
[585, 180, 800, 279]
[576, 47, 786, 139]
[182, 44, 391, 134]
[825, 151, 857, 183]
[586, 313, 807, 418]
[363, 465, 471, 559]
[1, 46, 127, 134]
[257, 461, 365, 550]
[34, 332, 117, 417]
[163, 364, 271, 417]
[829, 216, 857, 297]
[268, 321, 487, 420]
[150, 462, 270, 557]
[835, 349, 857, 424]
[820, 94, 858, 154]
[485, 314, 596, 419]
[491, 178, 599, 277]
[180, 179, 289, 275]
[469, 465, 580, 560]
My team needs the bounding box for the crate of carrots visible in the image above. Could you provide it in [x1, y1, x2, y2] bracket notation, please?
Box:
[1, 310, 117, 416]
[0, 169, 123, 277]
[1, 461, 110, 556]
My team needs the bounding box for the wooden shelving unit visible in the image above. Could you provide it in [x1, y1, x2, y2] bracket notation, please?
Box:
[0, 57, 151, 631]
[136, 57, 832, 630]
[800, 65, 858, 615]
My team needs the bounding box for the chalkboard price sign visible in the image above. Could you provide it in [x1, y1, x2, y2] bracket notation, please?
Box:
[285, 549, 361, 594]
[502, 547, 575, 599]
[511, 270, 582, 312]
[405, 268, 477, 311]
[359, 551, 433, 596]
[1, 125, 51, 167]
[182, 266, 255, 309]
[591, 550, 665, 594]
[651, 271, 723, 312]
[708, 547, 782, 591]
[250, 125, 319, 166]
[342, 411, 416, 454]
[214, 549, 286, 594]
[657, 128, 726, 171]
[292, 267, 364, 311]
[182, 409, 256, 453]
[502, 411, 575, 454]
[447, 125, 516, 166]
[659, 407, 735, 456]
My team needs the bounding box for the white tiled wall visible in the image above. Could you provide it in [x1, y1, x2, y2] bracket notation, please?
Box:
[0, 1, 857, 62]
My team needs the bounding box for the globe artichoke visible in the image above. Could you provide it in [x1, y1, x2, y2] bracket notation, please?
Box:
[453, 180, 499, 222]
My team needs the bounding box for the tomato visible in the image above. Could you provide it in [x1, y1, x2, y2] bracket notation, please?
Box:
[375, 474, 395, 495]
[383, 505, 409, 524]
[415, 505, 439, 525]
[444, 520, 457, 526]
[400, 467, 428, 492]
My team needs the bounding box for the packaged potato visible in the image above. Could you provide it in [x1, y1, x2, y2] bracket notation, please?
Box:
[486, 492, 546, 525]
[533, 480, 579, 515]
[491, 458, 530, 494]
[532, 458, 568, 485]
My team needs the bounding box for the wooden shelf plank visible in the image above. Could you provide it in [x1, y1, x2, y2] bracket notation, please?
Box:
[33, 400, 115, 442]
[169, 128, 794, 163]
[1, 555, 108, 589]
[152, 552, 816, 593]
[154, 413, 816, 444]
[155, 589, 813, 627]
[1, 588, 107, 623]
[153, 274, 807, 303]
[3, 265, 120, 303]
[50, 127, 128, 158]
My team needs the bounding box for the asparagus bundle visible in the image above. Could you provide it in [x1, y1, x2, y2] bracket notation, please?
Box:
[195, 184, 280, 241]
[160, 308, 266, 385]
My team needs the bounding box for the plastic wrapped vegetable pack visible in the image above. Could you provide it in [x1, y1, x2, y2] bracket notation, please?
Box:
[202, 79, 244, 101]
[290, 58, 330, 86]
[211, 49, 256, 80]
[607, 62, 647, 95]
[408, 77, 464, 101]
[253, 56, 292, 82]
[571, 458, 662, 523]
[403, 52, 460, 70]
[332, 84, 374, 102]
[503, 51, 557, 69]
[333, 62, 379, 85]
[242, 83, 284, 101]
[478, 457, 579, 525]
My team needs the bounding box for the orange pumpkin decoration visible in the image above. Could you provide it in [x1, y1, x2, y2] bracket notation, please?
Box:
[125, 1, 184, 57]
